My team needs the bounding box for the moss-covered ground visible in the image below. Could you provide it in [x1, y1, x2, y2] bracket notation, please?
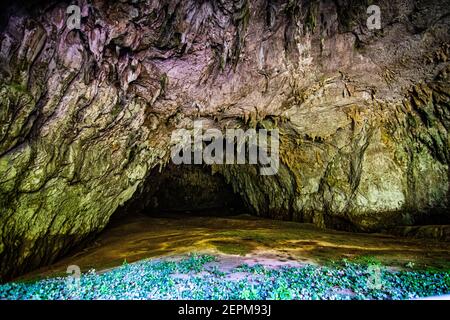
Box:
[2, 214, 449, 300]
[1, 253, 449, 300]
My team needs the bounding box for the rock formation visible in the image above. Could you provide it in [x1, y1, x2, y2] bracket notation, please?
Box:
[0, 0, 449, 281]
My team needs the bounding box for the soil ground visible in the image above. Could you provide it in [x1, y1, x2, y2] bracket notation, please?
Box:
[16, 213, 450, 282]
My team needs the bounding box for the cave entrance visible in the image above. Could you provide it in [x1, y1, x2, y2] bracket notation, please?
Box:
[118, 163, 248, 218]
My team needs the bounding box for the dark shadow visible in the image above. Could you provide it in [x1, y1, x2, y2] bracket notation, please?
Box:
[112, 163, 248, 222]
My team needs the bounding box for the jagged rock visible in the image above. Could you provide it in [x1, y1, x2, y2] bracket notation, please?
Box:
[0, 0, 449, 281]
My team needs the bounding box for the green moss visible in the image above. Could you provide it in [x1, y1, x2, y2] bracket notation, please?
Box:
[231, 0, 251, 68]
[211, 240, 253, 255]
[111, 104, 122, 119]
[2, 254, 449, 300]
[335, 0, 373, 31]
[305, 1, 319, 33]
[159, 73, 169, 96]
[7, 82, 27, 93]
[350, 255, 382, 266]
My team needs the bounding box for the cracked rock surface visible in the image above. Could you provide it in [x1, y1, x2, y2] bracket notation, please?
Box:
[0, 0, 449, 281]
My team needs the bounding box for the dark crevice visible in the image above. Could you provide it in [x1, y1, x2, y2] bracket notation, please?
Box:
[112, 163, 249, 222]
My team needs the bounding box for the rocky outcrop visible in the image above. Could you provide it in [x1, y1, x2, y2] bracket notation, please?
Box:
[0, 0, 449, 281]
[388, 225, 450, 242]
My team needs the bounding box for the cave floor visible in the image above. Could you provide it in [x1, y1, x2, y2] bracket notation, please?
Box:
[17, 213, 450, 282]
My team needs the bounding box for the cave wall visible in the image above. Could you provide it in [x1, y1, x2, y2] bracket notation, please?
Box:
[0, 0, 449, 280]
[215, 82, 450, 231]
